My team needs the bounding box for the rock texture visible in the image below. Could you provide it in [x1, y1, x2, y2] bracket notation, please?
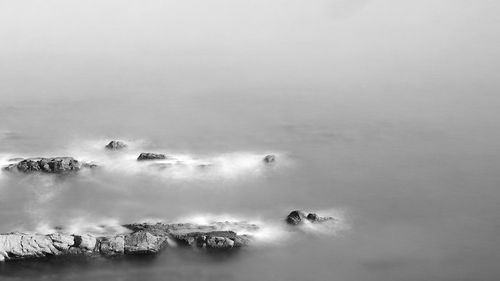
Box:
[3, 157, 82, 173]
[286, 210, 334, 225]
[137, 153, 167, 161]
[0, 222, 255, 262]
[105, 141, 127, 150]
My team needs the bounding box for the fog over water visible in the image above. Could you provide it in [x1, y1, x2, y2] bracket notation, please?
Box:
[1, 1, 500, 280]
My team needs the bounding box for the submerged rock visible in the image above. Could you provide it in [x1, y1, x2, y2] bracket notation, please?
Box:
[137, 153, 167, 161]
[263, 154, 276, 163]
[286, 210, 334, 225]
[1, 221, 255, 262]
[105, 140, 127, 150]
[81, 162, 99, 169]
[3, 157, 82, 173]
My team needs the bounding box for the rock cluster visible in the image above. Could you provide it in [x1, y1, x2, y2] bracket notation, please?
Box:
[3, 157, 82, 173]
[286, 210, 334, 225]
[105, 141, 127, 150]
[0, 222, 253, 262]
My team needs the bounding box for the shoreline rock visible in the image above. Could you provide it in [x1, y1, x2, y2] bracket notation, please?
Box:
[0, 222, 254, 262]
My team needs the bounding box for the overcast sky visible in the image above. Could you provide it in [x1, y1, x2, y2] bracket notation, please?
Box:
[0, 0, 498, 105]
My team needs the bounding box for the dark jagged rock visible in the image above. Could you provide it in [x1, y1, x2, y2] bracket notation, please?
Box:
[3, 157, 81, 173]
[286, 210, 307, 225]
[1, 222, 256, 262]
[105, 141, 127, 150]
[137, 153, 167, 161]
[306, 213, 318, 221]
[263, 154, 276, 163]
[286, 210, 334, 225]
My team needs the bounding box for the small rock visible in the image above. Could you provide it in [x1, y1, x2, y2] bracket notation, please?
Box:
[137, 153, 167, 161]
[286, 210, 307, 225]
[105, 141, 127, 150]
[286, 210, 335, 225]
[81, 162, 99, 169]
[306, 213, 318, 221]
[263, 155, 276, 163]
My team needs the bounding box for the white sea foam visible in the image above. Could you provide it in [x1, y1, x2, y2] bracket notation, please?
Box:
[0, 138, 288, 182]
[169, 210, 349, 245]
[286, 208, 351, 237]
[34, 217, 129, 236]
[29, 209, 349, 248]
[65, 138, 288, 181]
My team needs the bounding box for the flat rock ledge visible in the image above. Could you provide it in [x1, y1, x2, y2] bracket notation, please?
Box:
[0, 222, 253, 262]
[3, 157, 96, 174]
[137, 153, 168, 161]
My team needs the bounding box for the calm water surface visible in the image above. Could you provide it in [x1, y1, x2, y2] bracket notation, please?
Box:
[1, 1, 500, 280]
[0, 93, 499, 281]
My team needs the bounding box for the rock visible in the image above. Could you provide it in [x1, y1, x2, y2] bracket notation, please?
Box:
[309, 214, 334, 223]
[48, 233, 75, 251]
[286, 210, 307, 225]
[137, 153, 167, 161]
[171, 231, 243, 249]
[99, 236, 124, 256]
[124, 231, 166, 254]
[0, 233, 62, 260]
[74, 234, 97, 252]
[105, 141, 127, 150]
[4, 157, 81, 173]
[1, 221, 255, 262]
[306, 213, 318, 221]
[81, 162, 99, 169]
[263, 154, 276, 163]
[286, 210, 335, 225]
[233, 235, 252, 247]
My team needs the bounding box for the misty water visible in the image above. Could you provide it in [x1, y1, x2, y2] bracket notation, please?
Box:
[1, 1, 500, 280]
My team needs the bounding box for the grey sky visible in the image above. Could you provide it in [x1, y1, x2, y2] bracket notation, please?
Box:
[0, 0, 498, 105]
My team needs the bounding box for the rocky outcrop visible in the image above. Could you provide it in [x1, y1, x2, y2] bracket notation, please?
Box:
[3, 157, 83, 173]
[0, 222, 255, 262]
[124, 231, 166, 254]
[137, 153, 167, 161]
[286, 210, 334, 225]
[263, 154, 276, 163]
[105, 141, 127, 150]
